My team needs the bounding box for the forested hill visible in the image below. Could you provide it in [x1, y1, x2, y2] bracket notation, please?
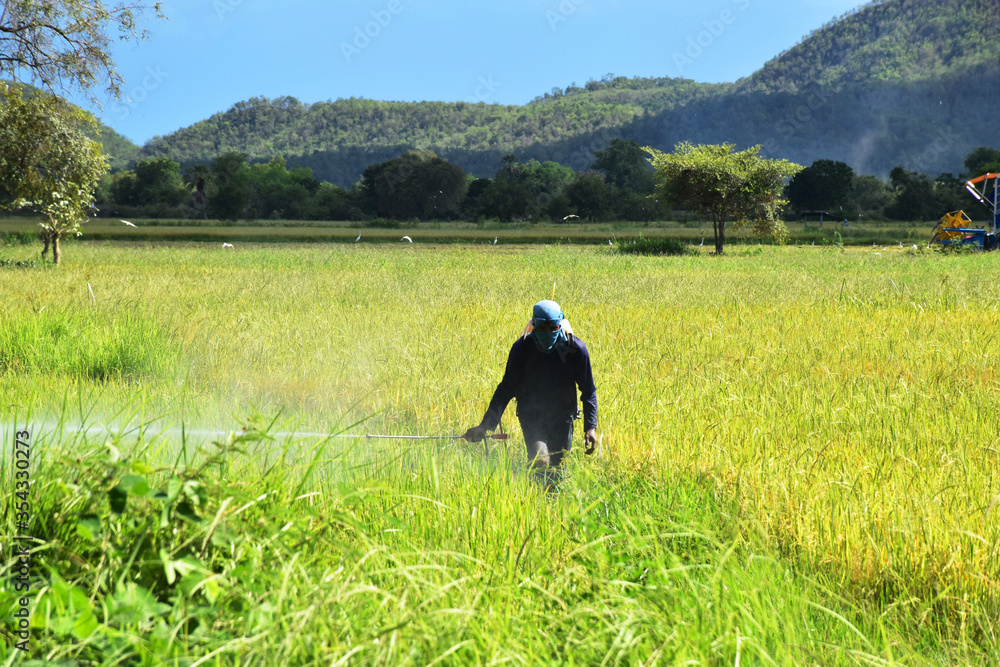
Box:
[135, 77, 724, 184]
[123, 0, 999, 185]
[96, 123, 140, 170]
[741, 0, 1000, 92]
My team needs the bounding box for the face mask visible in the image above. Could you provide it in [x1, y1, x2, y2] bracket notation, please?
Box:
[531, 299, 567, 353]
[532, 324, 567, 353]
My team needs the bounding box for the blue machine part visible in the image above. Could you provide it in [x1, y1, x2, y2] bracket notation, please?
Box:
[966, 173, 1000, 233]
[936, 227, 987, 248]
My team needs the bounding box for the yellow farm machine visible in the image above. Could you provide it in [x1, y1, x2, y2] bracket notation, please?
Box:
[931, 172, 1000, 250]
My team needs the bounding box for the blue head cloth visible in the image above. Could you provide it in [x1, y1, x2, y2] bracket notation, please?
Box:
[531, 300, 568, 353]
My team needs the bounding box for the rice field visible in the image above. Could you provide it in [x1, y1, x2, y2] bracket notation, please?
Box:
[0, 215, 938, 247]
[2, 240, 999, 664]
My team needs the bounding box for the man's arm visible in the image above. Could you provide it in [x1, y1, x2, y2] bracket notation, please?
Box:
[574, 338, 597, 431]
[480, 338, 526, 430]
[574, 338, 598, 453]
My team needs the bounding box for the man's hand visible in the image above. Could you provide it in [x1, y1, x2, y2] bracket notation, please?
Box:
[584, 429, 598, 455]
[463, 425, 488, 443]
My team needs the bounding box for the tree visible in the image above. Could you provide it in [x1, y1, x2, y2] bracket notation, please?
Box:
[564, 172, 616, 221]
[183, 163, 210, 218]
[106, 156, 186, 215]
[933, 172, 969, 216]
[246, 156, 320, 220]
[591, 138, 655, 193]
[620, 189, 663, 222]
[474, 156, 575, 222]
[964, 147, 1000, 178]
[0, 0, 165, 101]
[785, 159, 855, 213]
[480, 177, 533, 222]
[0, 83, 108, 264]
[108, 168, 138, 206]
[207, 152, 253, 222]
[415, 155, 467, 220]
[589, 139, 663, 220]
[462, 177, 493, 220]
[133, 157, 186, 206]
[848, 174, 893, 220]
[359, 150, 466, 221]
[308, 182, 360, 221]
[885, 166, 943, 221]
[645, 142, 802, 254]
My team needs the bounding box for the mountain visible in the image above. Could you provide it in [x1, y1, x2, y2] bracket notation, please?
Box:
[741, 0, 1000, 92]
[135, 77, 725, 185]
[95, 122, 140, 170]
[119, 0, 998, 185]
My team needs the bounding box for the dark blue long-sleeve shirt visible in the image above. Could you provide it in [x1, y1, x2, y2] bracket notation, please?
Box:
[480, 334, 597, 432]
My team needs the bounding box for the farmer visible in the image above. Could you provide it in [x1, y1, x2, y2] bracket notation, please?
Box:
[463, 300, 598, 486]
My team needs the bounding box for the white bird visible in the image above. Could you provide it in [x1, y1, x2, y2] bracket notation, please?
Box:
[493, 237, 498, 245]
[401, 236, 412, 243]
[699, 237, 704, 246]
[811, 241, 815, 246]
[355, 233, 361, 242]
[608, 239, 613, 246]
[563, 214, 579, 221]
[899, 242, 903, 248]
[912, 244, 918, 250]
[222, 243, 234, 249]
[120, 219, 136, 227]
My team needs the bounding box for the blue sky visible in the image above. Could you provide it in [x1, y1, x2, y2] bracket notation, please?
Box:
[77, 0, 865, 145]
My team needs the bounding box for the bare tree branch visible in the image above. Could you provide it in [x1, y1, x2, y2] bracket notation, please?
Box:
[0, 0, 164, 103]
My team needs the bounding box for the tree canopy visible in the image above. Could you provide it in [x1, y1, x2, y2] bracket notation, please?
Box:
[785, 159, 855, 213]
[592, 138, 655, 194]
[359, 150, 467, 221]
[885, 166, 944, 222]
[645, 142, 802, 254]
[0, 82, 108, 264]
[0, 0, 164, 101]
[964, 147, 1000, 178]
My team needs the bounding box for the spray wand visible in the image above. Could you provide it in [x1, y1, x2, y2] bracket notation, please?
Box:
[335, 433, 508, 441]
[337, 422, 508, 442]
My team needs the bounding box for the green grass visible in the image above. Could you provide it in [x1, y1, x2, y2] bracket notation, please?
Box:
[0, 215, 941, 247]
[3, 242, 1000, 663]
[614, 236, 696, 256]
[0, 307, 177, 382]
[0, 421, 949, 665]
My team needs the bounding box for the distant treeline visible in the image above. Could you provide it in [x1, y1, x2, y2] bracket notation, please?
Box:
[122, 66, 1000, 190]
[93, 0, 1000, 188]
[91, 141, 1000, 224]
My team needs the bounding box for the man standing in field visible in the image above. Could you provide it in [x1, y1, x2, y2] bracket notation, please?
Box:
[464, 300, 598, 487]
